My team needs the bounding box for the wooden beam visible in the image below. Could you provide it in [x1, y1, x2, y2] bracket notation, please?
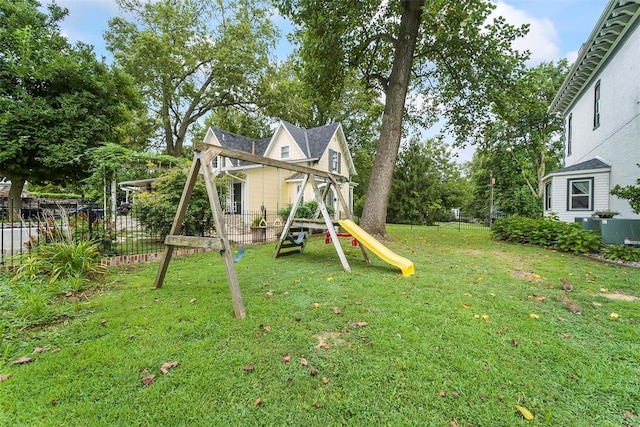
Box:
[164, 235, 224, 250]
[153, 154, 201, 289]
[195, 142, 345, 181]
[201, 154, 246, 320]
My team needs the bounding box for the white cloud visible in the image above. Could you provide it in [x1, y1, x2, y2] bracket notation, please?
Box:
[491, 1, 560, 64]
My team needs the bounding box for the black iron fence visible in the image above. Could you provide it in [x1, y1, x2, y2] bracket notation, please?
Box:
[0, 198, 293, 268]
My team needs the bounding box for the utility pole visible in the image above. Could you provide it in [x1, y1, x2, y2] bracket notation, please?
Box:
[488, 171, 495, 227]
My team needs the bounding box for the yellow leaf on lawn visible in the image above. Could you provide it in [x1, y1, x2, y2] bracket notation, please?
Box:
[312, 303, 319, 308]
[529, 313, 539, 319]
[327, 277, 334, 282]
[610, 312, 620, 319]
[481, 314, 490, 322]
[515, 405, 534, 420]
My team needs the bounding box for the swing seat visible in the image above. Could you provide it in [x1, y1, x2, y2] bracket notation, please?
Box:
[233, 247, 246, 263]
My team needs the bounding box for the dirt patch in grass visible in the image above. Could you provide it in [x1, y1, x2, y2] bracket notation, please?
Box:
[510, 269, 543, 283]
[599, 292, 638, 302]
[313, 331, 346, 350]
[461, 249, 482, 255]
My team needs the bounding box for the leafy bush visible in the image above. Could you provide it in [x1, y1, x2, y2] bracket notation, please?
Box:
[133, 168, 227, 237]
[602, 245, 640, 262]
[3, 241, 106, 326]
[277, 200, 334, 219]
[492, 216, 601, 253]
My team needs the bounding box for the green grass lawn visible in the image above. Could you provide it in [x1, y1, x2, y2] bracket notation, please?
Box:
[1, 225, 639, 426]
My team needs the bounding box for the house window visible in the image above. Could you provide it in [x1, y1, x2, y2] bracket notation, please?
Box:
[281, 146, 290, 159]
[567, 178, 593, 210]
[545, 182, 552, 210]
[329, 149, 341, 173]
[593, 80, 600, 129]
[567, 114, 572, 156]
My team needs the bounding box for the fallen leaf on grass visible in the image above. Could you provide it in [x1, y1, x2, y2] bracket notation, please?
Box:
[327, 277, 334, 282]
[141, 374, 156, 386]
[12, 356, 33, 365]
[354, 301, 362, 305]
[515, 405, 534, 420]
[438, 390, 446, 397]
[0, 374, 12, 382]
[462, 303, 471, 309]
[351, 321, 368, 328]
[312, 303, 319, 308]
[189, 298, 196, 304]
[561, 333, 571, 339]
[322, 377, 330, 384]
[253, 397, 262, 406]
[624, 411, 637, 419]
[610, 312, 620, 319]
[481, 314, 490, 322]
[333, 307, 341, 315]
[450, 418, 459, 427]
[529, 313, 539, 319]
[160, 361, 178, 374]
[266, 290, 274, 297]
[33, 347, 48, 353]
[282, 353, 291, 364]
[592, 302, 602, 307]
[243, 364, 254, 372]
[300, 358, 308, 366]
[511, 338, 518, 347]
[309, 368, 318, 376]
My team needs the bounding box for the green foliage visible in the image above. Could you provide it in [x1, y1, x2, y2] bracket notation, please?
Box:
[133, 168, 226, 237]
[0, 0, 139, 210]
[611, 165, 640, 214]
[277, 200, 334, 220]
[388, 137, 468, 225]
[106, 0, 277, 156]
[601, 245, 640, 262]
[492, 216, 601, 253]
[2, 240, 105, 326]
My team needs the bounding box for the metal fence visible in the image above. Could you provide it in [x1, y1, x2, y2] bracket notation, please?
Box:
[1, 198, 287, 268]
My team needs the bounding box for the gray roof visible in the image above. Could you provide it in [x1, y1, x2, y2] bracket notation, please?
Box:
[210, 121, 340, 167]
[552, 158, 611, 174]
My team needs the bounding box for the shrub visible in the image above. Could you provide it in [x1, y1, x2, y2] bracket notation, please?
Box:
[133, 168, 227, 237]
[602, 245, 640, 262]
[492, 216, 601, 253]
[277, 200, 334, 220]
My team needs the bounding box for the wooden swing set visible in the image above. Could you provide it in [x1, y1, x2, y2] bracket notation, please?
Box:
[153, 141, 370, 319]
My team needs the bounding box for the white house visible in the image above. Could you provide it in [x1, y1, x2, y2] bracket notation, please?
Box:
[544, 0, 640, 222]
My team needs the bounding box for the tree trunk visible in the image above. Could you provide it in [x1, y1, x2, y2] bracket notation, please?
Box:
[359, 0, 424, 240]
[6, 176, 26, 223]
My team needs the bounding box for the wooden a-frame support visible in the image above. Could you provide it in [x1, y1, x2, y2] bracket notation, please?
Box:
[153, 142, 369, 319]
[153, 147, 246, 319]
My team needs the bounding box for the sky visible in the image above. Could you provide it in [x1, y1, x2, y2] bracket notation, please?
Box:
[49, 0, 609, 161]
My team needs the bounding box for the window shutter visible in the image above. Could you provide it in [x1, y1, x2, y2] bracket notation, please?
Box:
[337, 152, 341, 174]
[329, 149, 334, 171]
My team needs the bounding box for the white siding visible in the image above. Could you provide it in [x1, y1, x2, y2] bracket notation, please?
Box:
[560, 25, 640, 219]
[546, 171, 610, 222]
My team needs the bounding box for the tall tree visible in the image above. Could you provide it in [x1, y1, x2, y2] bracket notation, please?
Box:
[105, 0, 277, 156]
[481, 60, 568, 203]
[0, 0, 138, 221]
[278, 0, 527, 239]
[388, 137, 467, 225]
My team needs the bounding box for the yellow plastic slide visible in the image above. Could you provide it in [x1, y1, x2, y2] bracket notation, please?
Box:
[338, 219, 415, 277]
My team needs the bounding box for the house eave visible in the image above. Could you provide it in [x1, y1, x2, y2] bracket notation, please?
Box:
[549, 0, 640, 115]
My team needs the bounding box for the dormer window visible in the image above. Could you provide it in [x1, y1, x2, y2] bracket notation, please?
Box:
[281, 146, 290, 159]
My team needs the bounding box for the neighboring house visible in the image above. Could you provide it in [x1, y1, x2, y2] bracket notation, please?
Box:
[544, 0, 640, 222]
[203, 120, 357, 220]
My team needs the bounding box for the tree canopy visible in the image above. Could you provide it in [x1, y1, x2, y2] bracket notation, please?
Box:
[277, 0, 528, 238]
[0, 0, 138, 219]
[105, 0, 278, 156]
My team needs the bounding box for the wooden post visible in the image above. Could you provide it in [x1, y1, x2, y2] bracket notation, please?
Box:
[153, 154, 202, 289]
[310, 175, 351, 272]
[201, 149, 246, 320]
[328, 175, 370, 264]
[274, 174, 309, 258]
